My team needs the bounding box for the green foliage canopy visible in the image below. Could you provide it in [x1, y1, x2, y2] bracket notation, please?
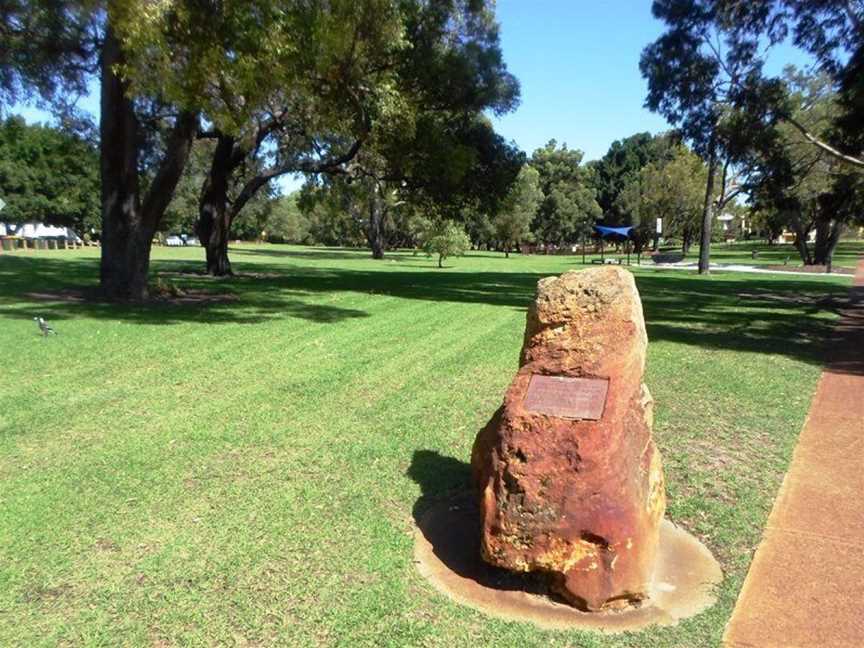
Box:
[592, 131, 676, 224]
[494, 164, 542, 256]
[421, 221, 471, 267]
[529, 140, 601, 244]
[0, 115, 99, 232]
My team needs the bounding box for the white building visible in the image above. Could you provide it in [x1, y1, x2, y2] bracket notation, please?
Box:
[0, 221, 82, 242]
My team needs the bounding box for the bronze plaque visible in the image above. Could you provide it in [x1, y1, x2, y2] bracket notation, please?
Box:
[522, 375, 609, 420]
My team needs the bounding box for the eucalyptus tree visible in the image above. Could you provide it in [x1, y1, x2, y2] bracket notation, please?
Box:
[529, 141, 601, 246]
[193, 0, 520, 274]
[715, 0, 864, 169]
[100, 2, 315, 297]
[494, 164, 542, 257]
[715, 0, 864, 268]
[744, 69, 862, 265]
[640, 0, 762, 274]
[191, 0, 406, 274]
[1, 1, 322, 298]
[304, 111, 523, 259]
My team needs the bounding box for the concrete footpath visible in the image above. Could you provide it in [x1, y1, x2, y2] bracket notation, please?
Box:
[724, 259, 864, 647]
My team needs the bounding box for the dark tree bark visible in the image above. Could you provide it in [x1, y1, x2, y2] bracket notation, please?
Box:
[195, 130, 365, 273]
[99, 28, 144, 300]
[198, 134, 241, 276]
[366, 197, 386, 259]
[813, 218, 843, 267]
[99, 27, 197, 300]
[682, 230, 692, 255]
[698, 135, 718, 275]
[790, 216, 814, 265]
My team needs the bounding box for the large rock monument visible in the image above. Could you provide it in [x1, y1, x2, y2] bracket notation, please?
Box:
[471, 266, 665, 611]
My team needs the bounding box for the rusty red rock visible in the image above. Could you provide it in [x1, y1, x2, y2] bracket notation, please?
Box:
[471, 266, 666, 611]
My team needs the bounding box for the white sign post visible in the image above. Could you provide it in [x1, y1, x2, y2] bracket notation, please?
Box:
[655, 217, 662, 234]
[0, 197, 6, 212]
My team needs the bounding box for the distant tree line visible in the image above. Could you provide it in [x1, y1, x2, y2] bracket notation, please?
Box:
[0, 116, 99, 234]
[3, 0, 861, 281]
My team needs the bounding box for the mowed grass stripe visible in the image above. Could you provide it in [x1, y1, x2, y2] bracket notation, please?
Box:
[0, 245, 852, 647]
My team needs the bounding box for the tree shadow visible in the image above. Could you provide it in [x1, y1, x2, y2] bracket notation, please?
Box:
[1, 253, 857, 371]
[0, 255, 370, 326]
[406, 450, 550, 595]
[636, 273, 852, 369]
[229, 246, 376, 262]
[826, 284, 864, 376]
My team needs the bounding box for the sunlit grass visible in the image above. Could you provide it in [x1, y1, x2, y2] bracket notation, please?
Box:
[0, 244, 853, 646]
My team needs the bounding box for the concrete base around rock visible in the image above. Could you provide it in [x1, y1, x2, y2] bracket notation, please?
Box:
[414, 495, 722, 633]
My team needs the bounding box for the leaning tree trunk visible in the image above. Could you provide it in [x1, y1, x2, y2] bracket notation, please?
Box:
[698, 135, 718, 275]
[198, 134, 237, 276]
[99, 25, 196, 300]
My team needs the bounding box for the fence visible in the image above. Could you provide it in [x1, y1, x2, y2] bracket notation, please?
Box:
[0, 237, 92, 252]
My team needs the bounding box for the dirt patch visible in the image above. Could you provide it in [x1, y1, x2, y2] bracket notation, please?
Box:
[763, 264, 855, 275]
[157, 270, 282, 280]
[736, 291, 844, 309]
[24, 289, 93, 303]
[24, 287, 238, 306]
[21, 583, 73, 603]
[95, 538, 120, 552]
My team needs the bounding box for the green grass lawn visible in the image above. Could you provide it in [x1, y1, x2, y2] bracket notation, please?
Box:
[0, 244, 855, 647]
[665, 239, 864, 270]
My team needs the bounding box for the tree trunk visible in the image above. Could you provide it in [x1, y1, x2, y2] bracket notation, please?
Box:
[198, 134, 237, 276]
[99, 27, 152, 301]
[790, 217, 814, 265]
[698, 135, 718, 275]
[98, 25, 196, 300]
[366, 196, 385, 259]
[813, 218, 843, 267]
[438, 254, 444, 268]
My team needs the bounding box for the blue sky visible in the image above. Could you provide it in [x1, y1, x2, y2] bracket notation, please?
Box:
[490, 1, 672, 161]
[11, 0, 814, 191]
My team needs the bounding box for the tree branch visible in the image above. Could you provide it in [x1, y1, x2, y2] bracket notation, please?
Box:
[141, 111, 199, 229]
[227, 138, 365, 220]
[785, 116, 864, 168]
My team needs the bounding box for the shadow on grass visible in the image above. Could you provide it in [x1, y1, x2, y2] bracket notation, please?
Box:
[0, 255, 370, 325]
[0, 252, 855, 370]
[230, 246, 375, 262]
[827, 284, 864, 376]
[406, 449, 551, 596]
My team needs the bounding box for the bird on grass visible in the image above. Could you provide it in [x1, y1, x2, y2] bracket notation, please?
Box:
[33, 316, 57, 336]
